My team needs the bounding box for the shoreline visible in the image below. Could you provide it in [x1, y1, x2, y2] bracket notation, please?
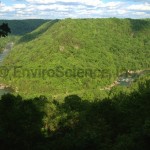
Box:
[100, 68, 150, 91]
[0, 83, 10, 90]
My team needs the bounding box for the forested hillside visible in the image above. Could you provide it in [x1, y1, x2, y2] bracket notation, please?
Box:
[0, 76, 149, 150]
[0, 18, 150, 150]
[0, 19, 50, 52]
[0, 19, 49, 35]
[2, 18, 150, 98]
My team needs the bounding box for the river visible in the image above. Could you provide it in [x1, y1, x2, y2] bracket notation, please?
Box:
[0, 42, 14, 97]
[100, 69, 150, 90]
[117, 69, 150, 86]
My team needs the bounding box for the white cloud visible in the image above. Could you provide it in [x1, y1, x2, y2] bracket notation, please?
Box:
[0, 3, 14, 13]
[133, 0, 150, 3]
[103, 2, 123, 8]
[0, 0, 150, 19]
[127, 3, 150, 11]
[26, 0, 102, 6]
[13, 4, 26, 9]
[36, 4, 68, 11]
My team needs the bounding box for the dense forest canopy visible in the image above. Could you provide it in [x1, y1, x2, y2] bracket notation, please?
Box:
[1, 18, 150, 99]
[0, 77, 149, 150]
[0, 19, 50, 35]
[0, 19, 50, 52]
[0, 17, 149, 150]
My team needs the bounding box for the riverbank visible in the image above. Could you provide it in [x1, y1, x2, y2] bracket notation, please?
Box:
[100, 68, 150, 91]
[0, 42, 16, 94]
[0, 83, 11, 90]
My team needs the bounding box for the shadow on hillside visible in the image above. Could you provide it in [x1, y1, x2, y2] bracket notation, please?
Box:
[129, 19, 150, 32]
[46, 80, 150, 150]
[0, 79, 149, 150]
[0, 94, 46, 150]
[17, 19, 59, 43]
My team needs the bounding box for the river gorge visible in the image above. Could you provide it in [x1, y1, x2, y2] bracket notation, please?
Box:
[0, 42, 149, 97]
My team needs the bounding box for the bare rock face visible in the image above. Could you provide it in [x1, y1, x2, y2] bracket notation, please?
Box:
[59, 46, 65, 52]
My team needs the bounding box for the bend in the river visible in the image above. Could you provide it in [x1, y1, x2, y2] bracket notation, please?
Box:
[0, 42, 14, 97]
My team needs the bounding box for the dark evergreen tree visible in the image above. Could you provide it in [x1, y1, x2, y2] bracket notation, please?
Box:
[0, 23, 11, 37]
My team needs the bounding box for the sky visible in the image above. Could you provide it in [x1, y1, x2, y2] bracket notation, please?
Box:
[0, 0, 150, 19]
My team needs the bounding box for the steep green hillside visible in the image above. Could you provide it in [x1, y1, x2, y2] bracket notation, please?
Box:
[0, 19, 50, 35]
[0, 19, 51, 52]
[2, 18, 150, 98]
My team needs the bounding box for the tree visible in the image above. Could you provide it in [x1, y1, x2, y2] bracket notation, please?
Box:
[0, 94, 44, 150]
[0, 23, 11, 37]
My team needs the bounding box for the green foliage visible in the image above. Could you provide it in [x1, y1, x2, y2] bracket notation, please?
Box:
[0, 19, 50, 35]
[0, 94, 45, 150]
[0, 36, 18, 53]
[0, 23, 11, 37]
[0, 77, 149, 150]
[0, 18, 149, 150]
[1, 18, 150, 98]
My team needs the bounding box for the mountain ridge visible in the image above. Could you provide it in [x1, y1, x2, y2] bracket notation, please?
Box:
[1, 18, 150, 98]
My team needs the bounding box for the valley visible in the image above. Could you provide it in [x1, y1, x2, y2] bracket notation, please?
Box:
[0, 18, 149, 99]
[0, 17, 149, 150]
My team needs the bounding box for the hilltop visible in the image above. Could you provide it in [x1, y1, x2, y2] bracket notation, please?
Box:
[2, 18, 150, 98]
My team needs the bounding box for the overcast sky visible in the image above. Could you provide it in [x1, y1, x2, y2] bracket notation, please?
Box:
[0, 0, 150, 19]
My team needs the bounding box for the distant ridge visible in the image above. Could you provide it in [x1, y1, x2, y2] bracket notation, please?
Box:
[0, 19, 50, 35]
